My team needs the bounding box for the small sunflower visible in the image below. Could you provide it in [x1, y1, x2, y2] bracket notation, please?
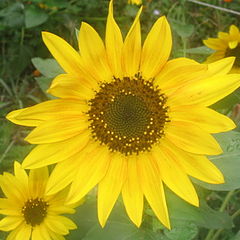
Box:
[0, 162, 77, 240]
[7, 0, 240, 229]
[204, 25, 240, 73]
[128, 0, 142, 5]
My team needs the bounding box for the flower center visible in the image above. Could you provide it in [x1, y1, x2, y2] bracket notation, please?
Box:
[22, 198, 49, 227]
[88, 74, 169, 155]
[225, 44, 240, 67]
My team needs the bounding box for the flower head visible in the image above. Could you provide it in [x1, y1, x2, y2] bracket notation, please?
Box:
[204, 25, 240, 72]
[6, 0, 240, 229]
[0, 162, 77, 240]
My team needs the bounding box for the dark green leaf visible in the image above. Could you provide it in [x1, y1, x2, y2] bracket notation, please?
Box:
[25, 6, 48, 28]
[0, 2, 24, 28]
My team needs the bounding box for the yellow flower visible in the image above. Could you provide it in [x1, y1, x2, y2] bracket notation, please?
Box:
[204, 25, 240, 73]
[0, 162, 77, 240]
[7, 0, 240, 229]
[128, 0, 142, 5]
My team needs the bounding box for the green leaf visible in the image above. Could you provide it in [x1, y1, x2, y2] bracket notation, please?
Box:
[0, 2, 24, 28]
[184, 46, 214, 55]
[25, 6, 48, 28]
[193, 131, 240, 191]
[230, 230, 240, 240]
[31, 58, 64, 78]
[154, 189, 233, 230]
[163, 222, 198, 240]
[171, 21, 194, 38]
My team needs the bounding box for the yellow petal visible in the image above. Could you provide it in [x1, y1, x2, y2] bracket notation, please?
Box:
[122, 7, 142, 77]
[25, 118, 89, 144]
[141, 16, 172, 79]
[48, 230, 65, 240]
[229, 25, 239, 37]
[46, 158, 79, 195]
[165, 121, 222, 155]
[153, 146, 199, 206]
[98, 153, 127, 227]
[29, 167, 49, 198]
[51, 216, 76, 230]
[122, 157, 143, 227]
[203, 38, 226, 50]
[48, 205, 75, 215]
[105, 0, 123, 78]
[22, 131, 90, 169]
[16, 224, 31, 240]
[0, 173, 26, 203]
[205, 57, 235, 77]
[204, 51, 225, 64]
[0, 198, 20, 216]
[67, 144, 110, 204]
[45, 216, 70, 235]
[48, 74, 95, 100]
[6, 99, 88, 127]
[6, 108, 40, 127]
[79, 22, 112, 82]
[42, 32, 82, 74]
[170, 106, 236, 133]
[163, 140, 224, 184]
[167, 74, 240, 107]
[6, 226, 21, 240]
[33, 224, 51, 240]
[138, 155, 170, 229]
[228, 40, 238, 49]
[218, 32, 229, 41]
[155, 58, 207, 92]
[14, 161, 28, 190]
[0, 216, 23, 231]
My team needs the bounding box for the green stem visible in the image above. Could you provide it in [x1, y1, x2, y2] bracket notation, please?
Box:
[205, 190, 235, 240]
[211, 203, 240, 240]
[20, 27, 25, 45]
[219, 190, 235, 212]
[0, 140, 15, 164]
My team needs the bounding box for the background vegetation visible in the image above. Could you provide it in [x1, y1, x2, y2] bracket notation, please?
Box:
[1, 0, 240, 239]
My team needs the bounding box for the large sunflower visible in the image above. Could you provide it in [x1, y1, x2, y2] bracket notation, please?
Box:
[204, 24, 240, 73]
[0, 162, 77, 240]
[7, 0, 240, 229]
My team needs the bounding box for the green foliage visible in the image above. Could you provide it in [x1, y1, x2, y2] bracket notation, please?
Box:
[194, 131, 240, 191]
[1, 0, 240, 239]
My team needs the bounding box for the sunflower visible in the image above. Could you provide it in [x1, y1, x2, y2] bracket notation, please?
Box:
[7, 0, 240, 229]
[0, 162, 77, 240]
[203, 25, 240, 73]
[128, 0, 142, 5]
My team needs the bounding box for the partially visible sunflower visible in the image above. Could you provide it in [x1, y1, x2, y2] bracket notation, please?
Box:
[204, 25, 240, 73]
[6, 0, 240, 229]
[0, 162, 77, 240]
[128, 0, 142, 5]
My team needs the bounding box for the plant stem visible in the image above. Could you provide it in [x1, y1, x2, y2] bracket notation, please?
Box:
[0, 140, 15, 164]
[205, 190, 235, 240]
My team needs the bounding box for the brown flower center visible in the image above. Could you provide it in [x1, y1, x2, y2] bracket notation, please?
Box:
[88, 74, 169, 155]
[22, 198, 49, 226]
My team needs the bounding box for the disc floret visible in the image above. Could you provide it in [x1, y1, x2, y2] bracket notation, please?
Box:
[88, 74, 169, 155]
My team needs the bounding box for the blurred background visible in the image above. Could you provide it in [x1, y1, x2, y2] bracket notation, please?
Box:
[1, 0, 240, 239]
